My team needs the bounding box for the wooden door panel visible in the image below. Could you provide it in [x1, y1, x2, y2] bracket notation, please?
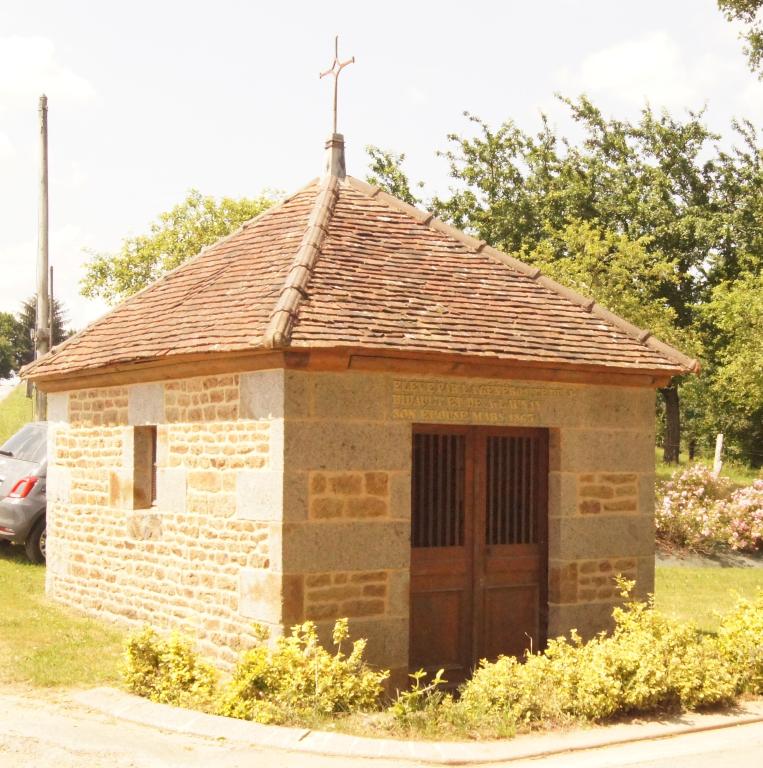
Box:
[484, 549, 542, 580]
[481, 584, 539, 661]
[410, 587, 469, 674]
[410, 428, 473, 678]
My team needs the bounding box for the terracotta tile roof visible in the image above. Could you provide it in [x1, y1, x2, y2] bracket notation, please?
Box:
[23, 174, 697, 381]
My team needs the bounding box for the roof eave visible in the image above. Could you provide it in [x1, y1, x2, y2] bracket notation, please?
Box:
[25, 343, 686, 393]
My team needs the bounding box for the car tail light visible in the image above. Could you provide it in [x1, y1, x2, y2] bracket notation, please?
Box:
[8, 476, 37, 499]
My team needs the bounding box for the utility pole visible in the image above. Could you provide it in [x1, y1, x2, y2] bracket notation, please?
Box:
[34, 94, 49, 420]
[49, 265, 54, 341]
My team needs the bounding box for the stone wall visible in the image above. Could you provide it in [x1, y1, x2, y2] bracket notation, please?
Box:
[45, 366, 656, 677]
[46, 373, 280, 664]
[279, 371, 656, 679]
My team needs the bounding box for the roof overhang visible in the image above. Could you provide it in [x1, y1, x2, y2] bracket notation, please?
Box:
[27, 345, 687, 393]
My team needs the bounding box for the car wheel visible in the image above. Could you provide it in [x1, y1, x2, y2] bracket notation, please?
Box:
[25, 517, 46, 564]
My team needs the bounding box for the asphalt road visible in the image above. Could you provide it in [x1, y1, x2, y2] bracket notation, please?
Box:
[1, 687, 761, 768]
[0, 376, 18, 404]
[508, 721, 763, 768]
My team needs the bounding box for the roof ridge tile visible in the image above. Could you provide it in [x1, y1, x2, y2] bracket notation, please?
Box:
[262, 176, 340, 348]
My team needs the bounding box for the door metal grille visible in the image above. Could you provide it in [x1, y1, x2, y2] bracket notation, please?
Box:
[412, 432, 465, 547]
[486, 435, 537, 545]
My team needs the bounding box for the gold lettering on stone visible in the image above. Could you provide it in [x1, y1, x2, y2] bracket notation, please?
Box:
[391, 379, 560, 424]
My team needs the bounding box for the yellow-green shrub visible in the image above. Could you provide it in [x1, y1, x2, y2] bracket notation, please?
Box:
[603, 595, 736, 712]
[217, 619, 389, 724]
[455, 581, 739, 734]
[122, 626, 217, 709]
[669, 635, 739, 709]
[458, 634, 622, 728]
[122, 594, 761, 737]
[717, 590, 763, 694]
[386, 668, 457, 733]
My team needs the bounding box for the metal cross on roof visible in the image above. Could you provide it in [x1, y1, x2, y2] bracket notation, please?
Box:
[320, 36, 355, 135]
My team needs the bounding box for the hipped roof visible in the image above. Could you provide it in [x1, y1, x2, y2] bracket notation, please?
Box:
[23, 174, 698, 383]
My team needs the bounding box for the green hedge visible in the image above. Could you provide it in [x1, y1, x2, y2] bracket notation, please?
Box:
[122, 583, 763, 738]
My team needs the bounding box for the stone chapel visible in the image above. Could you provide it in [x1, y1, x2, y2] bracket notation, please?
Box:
[23, 133, 698, 685]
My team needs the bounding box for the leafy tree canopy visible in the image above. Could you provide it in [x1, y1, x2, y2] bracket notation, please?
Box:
[81, 189, 275, 303]
[701, 271, 763, 459]
[0, 312, 18, 379]
[719, 0, 763, 75]
[366, 146, 423, 206]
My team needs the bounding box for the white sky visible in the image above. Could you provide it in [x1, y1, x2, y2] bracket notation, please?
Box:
[1, 0, 760, 329]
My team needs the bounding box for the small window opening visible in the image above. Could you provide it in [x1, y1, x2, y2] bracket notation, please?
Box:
[133, 425, 157, 509]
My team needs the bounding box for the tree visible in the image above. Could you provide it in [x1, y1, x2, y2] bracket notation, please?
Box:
[518, 220, 680, 345]
[713, 120, 763, 281]
[432, 102, 717, 462]
[702, 272, 763, 465]
[366, 146, 423, 205]
[0, 312, 19, 378]
[81, 189, 275, 303]
[365, 99, 762, 464]
[718, 0, 763, 76]
[13, 297, 71, 369]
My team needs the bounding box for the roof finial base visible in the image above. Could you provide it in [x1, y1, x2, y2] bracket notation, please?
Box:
[324, 133, 346, 180]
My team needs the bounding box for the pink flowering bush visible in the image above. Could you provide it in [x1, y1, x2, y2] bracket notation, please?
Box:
[722, 480, 763, 551]
[656, 464, 763, 553]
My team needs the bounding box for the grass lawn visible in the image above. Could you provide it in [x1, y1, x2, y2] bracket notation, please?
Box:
[655, 447, 761, 486]
[655, 565, 763, 633]
[0, 383, 34, 444]
[0, 546, 124, 687]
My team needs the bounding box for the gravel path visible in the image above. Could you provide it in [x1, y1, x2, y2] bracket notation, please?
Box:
[656, 548, 763, 569]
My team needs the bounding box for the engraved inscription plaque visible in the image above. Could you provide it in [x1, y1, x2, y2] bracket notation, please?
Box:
[391, 378, 562, 424]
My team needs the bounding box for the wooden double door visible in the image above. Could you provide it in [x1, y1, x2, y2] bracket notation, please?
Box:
[409, 425, 548, 681]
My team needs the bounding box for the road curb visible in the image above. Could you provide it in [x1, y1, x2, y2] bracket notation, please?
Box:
[72, 688, 763, 765]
